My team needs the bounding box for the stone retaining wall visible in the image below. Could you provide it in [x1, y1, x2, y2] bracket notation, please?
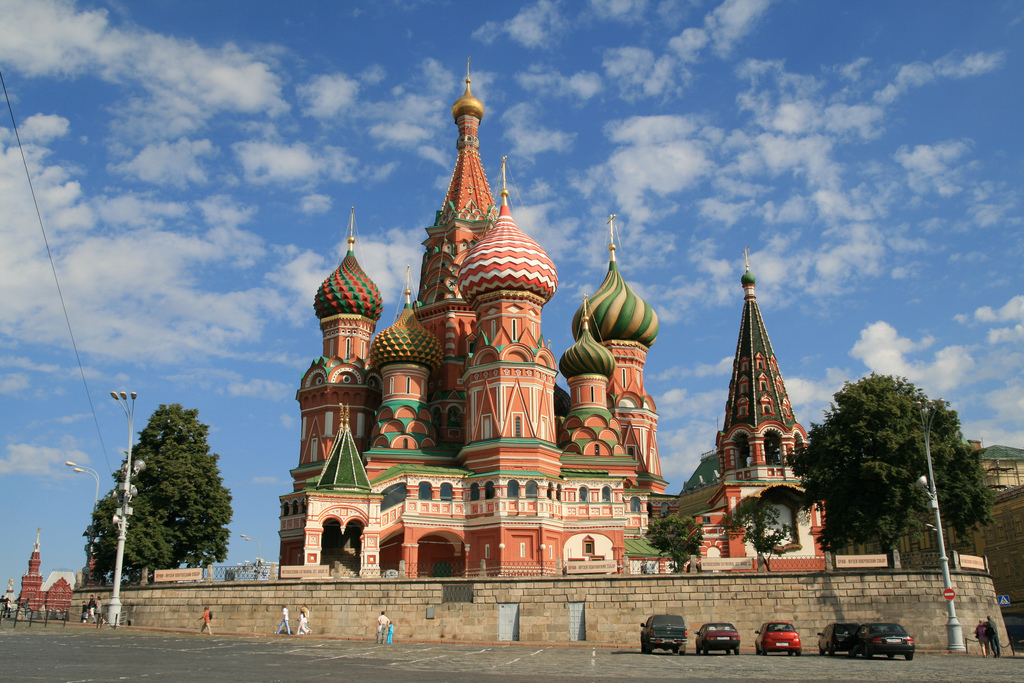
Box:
[76, 569, 1004, 650]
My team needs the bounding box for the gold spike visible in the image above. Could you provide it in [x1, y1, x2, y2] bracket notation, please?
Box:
[466, 57, 471, 82]
[607, 214, 618, 260]
[347, 207, 356, 249]
[500, 155, 509, 201]
[743, 246, 750, 271]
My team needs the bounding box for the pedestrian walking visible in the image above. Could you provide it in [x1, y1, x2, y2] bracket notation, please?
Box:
[985, 616, 1000, 658]
[199, 606, 213, 635]
[80, 601, 89, 623]
[376, 610, 390, 643]
[87, 595, 96, 622]
[275, 605, 291, 635]
[298, 605, 310, 635]
[94, 597, 104, 626]
[387, 622, 394, 644]
[975, 620, 989, 656]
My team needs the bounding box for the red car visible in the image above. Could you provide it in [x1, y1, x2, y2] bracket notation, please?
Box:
[695, 622, 741, 655]
[755, 621, 802, 655]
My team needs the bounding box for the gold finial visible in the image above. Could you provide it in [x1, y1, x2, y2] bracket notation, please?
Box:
[339, 403, 350, 431]
[466, 56, 471, 82]
[607, 214, 617, 261]
[404, 265, 412, 303]
[452, 59, 484, 121]
[743, 246, 750, 271]
[347, 207, 356, 248]
[581, 295, 591, 330]
[500, 156, 509, 202]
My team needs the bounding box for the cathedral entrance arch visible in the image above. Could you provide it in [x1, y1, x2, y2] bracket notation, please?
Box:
[417, 531, 466, 577]
[320, 517, 364, 575]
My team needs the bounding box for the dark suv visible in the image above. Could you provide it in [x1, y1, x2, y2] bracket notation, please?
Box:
[817, 622, 859, 656]
[641, 614, 688, 654]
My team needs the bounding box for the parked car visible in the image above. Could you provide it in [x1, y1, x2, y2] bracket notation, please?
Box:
[817, 621, 859, 656]
[754, 622, 802, 655]
[695, 622, 741, 655]
[640, 614, 688, 654]
[848, 622, 915, 660]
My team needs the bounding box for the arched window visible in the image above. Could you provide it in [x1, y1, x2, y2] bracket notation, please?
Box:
[447, 406, 462, 428]
[525, 481, 538, 498]
[440, 483, 453, 501]
[291, 502, 299, 516]
[660, 502, 669, 518]
[418, 481, 432, 500]
[593, 443, 601, 456]
[630, 496, 641, 512]
[734, 433, 750, 468]
[507, 480, 520, 498]
[282, 503, 289, 516]
[602, 486, 612, 502]
[583, 536, 595, 555]
[514, 416, 522, 438]
[432, 407, 442, 430]
[547, 484, 554, 499]
[556, 485, 563, 501]
[403, 437, 410, 449]
[470, 483, 480, 501]
[579, 486, 589, 503]
[485, 481, 496, 499]
[764, 432, 782, 466]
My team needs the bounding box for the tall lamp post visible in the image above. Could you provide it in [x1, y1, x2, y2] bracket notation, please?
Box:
[240, 534, 262, 564]
[66, 461, 101, 582]
[913, 398, 965, 652]
[108, 391, 145, 628]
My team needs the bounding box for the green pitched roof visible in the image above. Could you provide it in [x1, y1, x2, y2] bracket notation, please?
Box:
[981, 444, 1024, 460]
[316, 419, 371, 492]
[624, 538, 667, 557]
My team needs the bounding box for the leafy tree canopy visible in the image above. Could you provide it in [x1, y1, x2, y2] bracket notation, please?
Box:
[645, 514, 704, 570]
[90, 404, 233, 580]
[724, 496, 793, 570]
[789, 374, 993, 552]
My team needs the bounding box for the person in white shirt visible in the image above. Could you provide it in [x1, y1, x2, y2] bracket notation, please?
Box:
[275, 605, 291, 635]
[376, 610, 390, 643]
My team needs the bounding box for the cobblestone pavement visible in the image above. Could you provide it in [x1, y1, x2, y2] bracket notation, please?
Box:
[1, 625, 1019, 682]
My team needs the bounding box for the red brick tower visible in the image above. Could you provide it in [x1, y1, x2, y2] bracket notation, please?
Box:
[19, 528, 44, 610]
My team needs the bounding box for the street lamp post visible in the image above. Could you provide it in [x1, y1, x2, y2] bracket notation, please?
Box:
[108, 391, 145, 628]
[240, 534, 262, 564]
[914, 398, 965, 652]
[65, 461, 100, 505]
[66, 461, 101, 583]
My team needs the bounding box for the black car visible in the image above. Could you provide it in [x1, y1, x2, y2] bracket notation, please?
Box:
[695, 622, 741, 655]
[848, 622, 915, 660]
[640, 614, 688, 654]
[817, 621, 859, 656]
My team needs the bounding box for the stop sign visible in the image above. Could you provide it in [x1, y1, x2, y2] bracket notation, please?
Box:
[943, 588, 956, 600]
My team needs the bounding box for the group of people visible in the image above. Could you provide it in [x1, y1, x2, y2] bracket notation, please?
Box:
[81, 595, 104, 625]
[274, 604, 311, 635]
[974, 615, 1002, 657]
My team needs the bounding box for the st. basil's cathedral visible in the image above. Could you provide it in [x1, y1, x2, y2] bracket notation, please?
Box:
[278, 77, 825, 575]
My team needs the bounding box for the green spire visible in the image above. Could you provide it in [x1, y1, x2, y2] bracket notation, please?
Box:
[316, 404, 370, 491]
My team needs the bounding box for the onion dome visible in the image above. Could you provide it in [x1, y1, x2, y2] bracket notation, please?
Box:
[559, 312, 615, 378]
[314, 236, 383, 321]
[572, 244, 658, 347]
[369, 290, 443, 371]
[452, 77, 484, 121]
[741, 269, 756, 285]
[457, 195, 558, 306]
[553, 383, 571, 418]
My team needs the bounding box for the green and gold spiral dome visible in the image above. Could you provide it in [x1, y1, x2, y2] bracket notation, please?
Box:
[571, 246, 659, 347]
[314, 237, 383, 321]
[559, 315, 616, 378]
[369, 292, 443, 371]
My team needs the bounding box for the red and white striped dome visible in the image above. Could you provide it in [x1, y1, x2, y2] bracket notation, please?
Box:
[457, 201, 558, 306]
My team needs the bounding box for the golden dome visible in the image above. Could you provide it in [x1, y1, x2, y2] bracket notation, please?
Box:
[451, 78, 484, 121]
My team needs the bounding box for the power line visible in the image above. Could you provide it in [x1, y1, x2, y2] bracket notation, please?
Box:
[1, 65, 111, 474]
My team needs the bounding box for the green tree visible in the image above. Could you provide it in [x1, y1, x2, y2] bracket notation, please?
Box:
[645, 514, 704, 571]
[789, 374, 993, 552]
[724, 497, 793, 571]
[90, 404, 233, 581]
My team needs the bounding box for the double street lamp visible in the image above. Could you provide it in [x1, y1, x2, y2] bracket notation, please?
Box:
[65, 461, 100, 505]
[913, 398, 965, 652]
[240, 534, 262, 564]
[66, 461, 101, 582]
[108, 391, 145, 628]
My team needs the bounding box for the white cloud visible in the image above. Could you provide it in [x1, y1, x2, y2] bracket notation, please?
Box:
[850, 321, 975, 393]
[234, 141, 357, 185]
[300, 194, 332, 214]
[298, 73, 360, 120]
[590, 0, 647, 21]
[227, 377, 292, 399]
[110, 138, 217, 187]
[704, 0, 774, 57]
[20, 114, 70, 143]
[668, 27, 709, 63]
[473, 0, 568, 48]
[894, 140, 971, 197]
[0, 372, 30, 394]
[967, 295, 1024, 344]
[603, 47, 680, 99]
[874, 50, 1005, 104]
[94, 194, 189, 227]
[0, 440, 89, 475]
[501, 103, 576, 159]
[514, 65, 603, 101]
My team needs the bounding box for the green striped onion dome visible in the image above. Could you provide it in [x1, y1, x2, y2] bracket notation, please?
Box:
[572, 255, 659, 347]
[369, 297, 443, 371]
[314, 239, 383, 321]
[559, 318, 615, 378]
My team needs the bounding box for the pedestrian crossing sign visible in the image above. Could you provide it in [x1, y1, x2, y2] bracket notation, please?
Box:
[998, 595, 1011, 606]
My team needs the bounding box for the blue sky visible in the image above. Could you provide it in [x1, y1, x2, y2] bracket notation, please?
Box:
[1, 0, 1022, 585]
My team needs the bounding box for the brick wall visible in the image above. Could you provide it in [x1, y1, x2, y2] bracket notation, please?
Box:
[77, 569, 1003, 650]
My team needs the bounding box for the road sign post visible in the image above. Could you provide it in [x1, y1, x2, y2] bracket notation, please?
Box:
[943, 588, 956, 601]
